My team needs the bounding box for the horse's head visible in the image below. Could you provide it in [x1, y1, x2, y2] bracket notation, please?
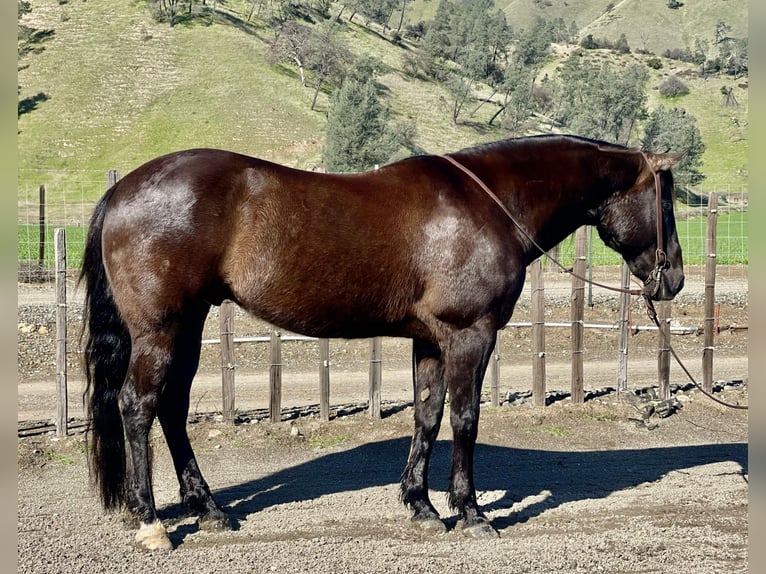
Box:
[595, 150, 686, 301]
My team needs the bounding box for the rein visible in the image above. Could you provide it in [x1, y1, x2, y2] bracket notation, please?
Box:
[440, 153, 747, 411]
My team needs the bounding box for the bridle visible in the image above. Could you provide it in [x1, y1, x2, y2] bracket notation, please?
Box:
[440, 153, 747, 411]
[640, 151, 670, 301]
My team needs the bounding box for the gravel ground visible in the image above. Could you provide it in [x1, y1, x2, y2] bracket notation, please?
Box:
[17, 268, 749, 573]
[18, 395, 749, 574]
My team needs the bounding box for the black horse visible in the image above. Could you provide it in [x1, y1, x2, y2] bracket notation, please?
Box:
[79, 134, 684, 550]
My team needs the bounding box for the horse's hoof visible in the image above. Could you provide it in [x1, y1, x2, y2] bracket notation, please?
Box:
[198, 513, 232, 532]
[459, 520, 499, 539]
[135, 521, 173, 551]
[410, 516, 447, 533]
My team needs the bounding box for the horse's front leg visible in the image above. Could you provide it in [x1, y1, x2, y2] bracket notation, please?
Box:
[400, 339, 448, 532]
[445, 324, 499, 539]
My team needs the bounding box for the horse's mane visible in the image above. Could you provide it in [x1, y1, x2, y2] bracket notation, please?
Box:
[451, 134, 631, 158]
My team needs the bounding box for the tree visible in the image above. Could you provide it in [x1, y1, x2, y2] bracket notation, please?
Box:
[18, 0, 31, 19]
[394, 0, 432, 35]
[304, 21, 353, 110]
[719, 37, 748, 76]
[482, 16, 552, 130]
[658, 75, 689, 98]
[421, 0, 511, 123]
[614, 32, 630, 54]
[269, 21, 312, 87]
[491, 63, 535, 133]
[642, 106, 706, 189]
[552, 55, 648, 145]
[422, 0, 456, 64]
[269, 20, 352, 110]
[356, 0, 398, 29]
[514, 17, 553, 72]
[323, 77, 409, 172]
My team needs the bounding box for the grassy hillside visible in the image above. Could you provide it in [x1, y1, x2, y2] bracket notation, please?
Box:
[18, 0, 748, 211]
[577, 0, 748, 57]
[538, 47, 748, 191]
[406, 0, 748, 57]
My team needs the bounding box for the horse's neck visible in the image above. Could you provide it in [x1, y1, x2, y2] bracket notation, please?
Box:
[490, 149, 639, 258]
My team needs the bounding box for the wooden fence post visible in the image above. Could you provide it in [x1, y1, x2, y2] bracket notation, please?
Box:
[489, 337, 499, 407]
[369, 337, 382, 418]
[38, 185, 46, 268]
[54, 228, 68, 437]
[107, 169, 120, 188]
[219, 300, 235, 423]
[319, 338, 330, 422]
[703, 192, 718, 393]
[617, 262, 631, 392]
[269, 331, 282, 423]
[531, 260, 546, 407]
[570, 228, 587, 403]
[657, 302, 671, 400]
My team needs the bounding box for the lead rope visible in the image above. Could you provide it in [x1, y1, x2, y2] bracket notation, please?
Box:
[440, 154, 747, 411]
[643, 297, 747, 410]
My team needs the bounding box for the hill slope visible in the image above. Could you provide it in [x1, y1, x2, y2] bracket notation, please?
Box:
[17, 0, 748, 205]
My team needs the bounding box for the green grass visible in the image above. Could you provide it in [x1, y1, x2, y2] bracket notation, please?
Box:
[583, 411, 618, 422]
[45, 451, 76, 466]
[550, 210, 748, 267]
[308, 434, 352, 449]
[645, 71, 748, 191]
[18, 224, 87, 269]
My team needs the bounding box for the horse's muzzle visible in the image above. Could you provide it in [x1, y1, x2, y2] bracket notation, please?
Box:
[644, 268, 684, 301]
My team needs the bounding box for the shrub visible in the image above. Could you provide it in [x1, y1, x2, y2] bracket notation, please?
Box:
[658, 75, 689, 97]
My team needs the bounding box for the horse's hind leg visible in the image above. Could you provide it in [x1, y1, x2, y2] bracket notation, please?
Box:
[401, 339, 448, 532]
[121, 303, 227, 551]
[120, 329, 178, 551]
[156, 303, 230, 531]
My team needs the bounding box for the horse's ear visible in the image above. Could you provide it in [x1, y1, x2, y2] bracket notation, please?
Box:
[644, 149, 688, 172]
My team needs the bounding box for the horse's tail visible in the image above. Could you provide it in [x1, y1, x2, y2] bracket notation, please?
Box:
[78, 186, 131, 510]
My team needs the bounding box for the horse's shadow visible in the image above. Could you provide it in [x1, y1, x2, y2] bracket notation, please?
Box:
[161, 438, 747, 544]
